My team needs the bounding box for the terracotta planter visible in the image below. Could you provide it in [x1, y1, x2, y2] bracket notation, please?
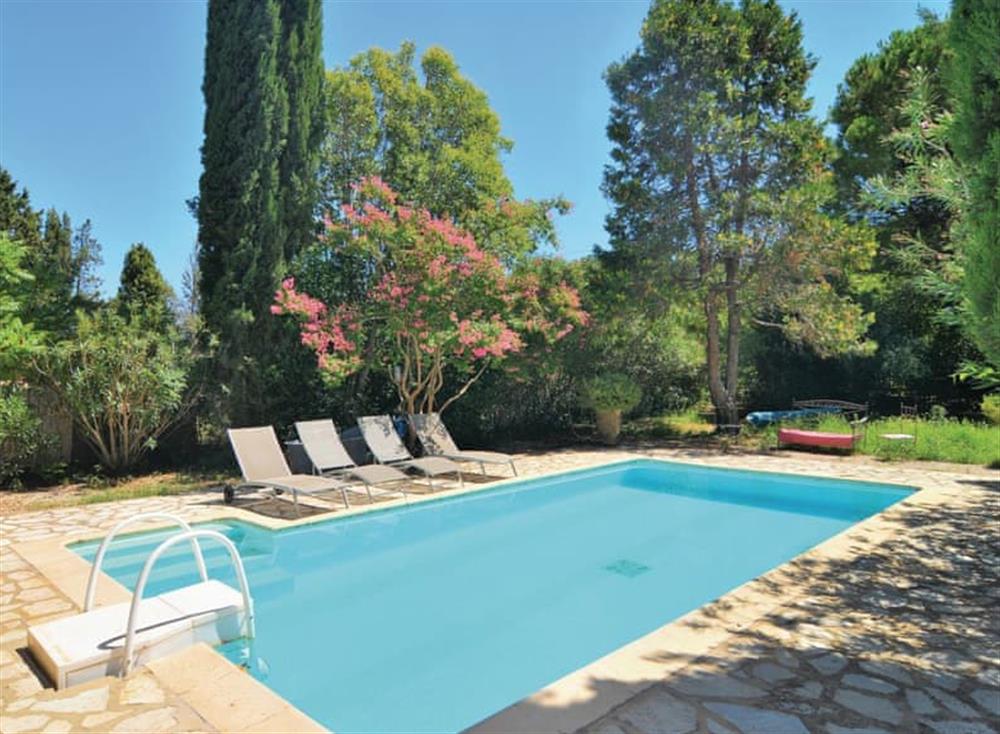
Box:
[595, 409, 623, 445]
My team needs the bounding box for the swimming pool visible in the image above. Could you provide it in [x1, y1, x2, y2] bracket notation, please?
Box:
[71, 459, 912, 733]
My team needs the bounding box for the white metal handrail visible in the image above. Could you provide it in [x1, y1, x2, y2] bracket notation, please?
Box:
[122, 530, 254, 676]
[84, 513, 208, 612]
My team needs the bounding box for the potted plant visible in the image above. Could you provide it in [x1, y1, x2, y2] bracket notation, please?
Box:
[579, 373, 642, 445]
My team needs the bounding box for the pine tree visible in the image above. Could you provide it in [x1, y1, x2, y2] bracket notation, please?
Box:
[278, 0, 324, 262]
[826, 15, 979, 404]
[180, 246, 201, 320]
[950, 0, 1000, 368]
[71, 219, 103, 307]
[602, 0, 875, 424]
[118, 243, 173, 330]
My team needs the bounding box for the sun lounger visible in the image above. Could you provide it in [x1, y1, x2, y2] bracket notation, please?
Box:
[226, 426, 350, 515]
[357, 415, 464, 490]
[295, 419, 409, 503]
[409, 413, 517, 476]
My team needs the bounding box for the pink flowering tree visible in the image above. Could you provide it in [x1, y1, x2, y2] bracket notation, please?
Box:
[273, 177, 588, 414]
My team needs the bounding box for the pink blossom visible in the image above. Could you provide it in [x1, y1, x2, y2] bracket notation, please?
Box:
[361, 202, 391, 225]
[360, 175, 397, 203]
[272, 177, 589, 398]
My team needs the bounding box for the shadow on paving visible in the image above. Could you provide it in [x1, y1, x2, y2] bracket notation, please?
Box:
[209, 476, 495, 520]
[502, 482, 1000, 734]
[957, 478, 1000, 493]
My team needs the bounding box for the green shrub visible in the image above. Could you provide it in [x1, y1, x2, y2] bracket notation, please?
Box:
[981, 394, 1000, 425]
[0, 386, 52, 488]
[579, 373, 642, 413]
[35, 308, 196, 474]
[929, 404, 948, 421]
[622, 410, 717, 440]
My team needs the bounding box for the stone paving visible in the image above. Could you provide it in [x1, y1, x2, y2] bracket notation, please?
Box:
[0, 544, 213, 733]
[0, 446, 997, 733]
[574, 454, 1000, 734]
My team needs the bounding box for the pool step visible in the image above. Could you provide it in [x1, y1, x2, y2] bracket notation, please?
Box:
[28, 579, 249, 689]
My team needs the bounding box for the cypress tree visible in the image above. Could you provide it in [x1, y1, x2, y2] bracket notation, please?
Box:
[278, 0, 325, 262]
[23, 208, 75, 334]
[197, 0, 286, 329]
[0, 169, 43, 249]
[118, 243, 173, 330]
[41, 209, 74, 293]
[196, 0, 289, 420]
[196, 0, 324, 422]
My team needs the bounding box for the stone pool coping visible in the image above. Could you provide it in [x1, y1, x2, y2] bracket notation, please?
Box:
[4, 452, 972, 733]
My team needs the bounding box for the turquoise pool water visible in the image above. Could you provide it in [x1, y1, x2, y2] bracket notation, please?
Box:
[71, 460, 911, 733]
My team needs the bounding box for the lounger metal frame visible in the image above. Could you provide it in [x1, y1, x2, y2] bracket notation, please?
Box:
[226, 427, 351, 516]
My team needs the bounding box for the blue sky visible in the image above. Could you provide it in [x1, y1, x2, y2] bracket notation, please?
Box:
[1, 0, 948, 296]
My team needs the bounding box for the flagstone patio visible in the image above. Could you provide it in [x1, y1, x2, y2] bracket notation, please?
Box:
[1, 447, 997, 733]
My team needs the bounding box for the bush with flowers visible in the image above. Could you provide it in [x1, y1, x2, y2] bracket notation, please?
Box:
[273, 177, 588, 414]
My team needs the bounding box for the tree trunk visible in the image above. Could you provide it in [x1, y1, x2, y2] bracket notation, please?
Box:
[722, 255, 741, 426]
[685, 134, 735, 427]
[704, 291, 729, 423]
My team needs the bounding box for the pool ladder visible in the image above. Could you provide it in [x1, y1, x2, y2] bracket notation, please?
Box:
[29, 513, 255, 688]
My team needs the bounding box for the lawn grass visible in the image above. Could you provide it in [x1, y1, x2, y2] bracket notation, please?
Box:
[4, 413, 994, 516]
[622, 409, 718, 440]
[627, 409, 998, 466]
[0, 471, 233, 515]
[752, 415, 999, 466]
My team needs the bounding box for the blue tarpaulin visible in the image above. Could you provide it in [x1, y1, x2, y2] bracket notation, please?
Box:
[745, 406, 841, 427]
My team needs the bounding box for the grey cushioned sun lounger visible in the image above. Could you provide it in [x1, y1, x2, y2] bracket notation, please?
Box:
[409, 412, 518, 476]
[227, 426, 350, 516]
[294, 419, 409, 503]
[357, 415, 464, 491]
